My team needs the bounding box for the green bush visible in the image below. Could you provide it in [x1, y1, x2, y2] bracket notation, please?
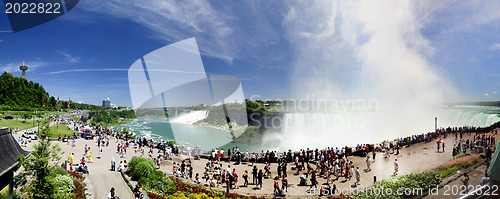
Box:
[54, 167, 68, 176]
[129, 158, 156, 181]
[128, 157, 148, 172]
[354, 171, 442, 199]
[139, 171, 177, 196]
[52, 174, 75, 198]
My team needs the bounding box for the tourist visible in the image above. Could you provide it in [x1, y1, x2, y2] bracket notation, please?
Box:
[309, 171, 317, 190]
[274, 176, 280, 194]
[481, 173, 490, 186]
[195, 173, 200, 184]
[354, 166, 360, 186]
[461, 173, 470, 192]
[366, 156, 371, 171]
[252, 166, 258, 185]
[233, 169, 239, 189]
[133, 184, 141, 199]
[277, 163, 282, 177]
[257, 169, 263, 190]
[88, 151, 93, 163]
[394, 158, 399, 176]
[111, 157, 116, 171]
[281, 176, 288, 191]
[486, 147, 492, 161]
[242, 170, 248, 187]
[108, 187, 118, 199]
[282, 161, 288, 177]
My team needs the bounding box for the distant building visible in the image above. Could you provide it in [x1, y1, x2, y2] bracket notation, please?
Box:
[102, 98, 111, 107]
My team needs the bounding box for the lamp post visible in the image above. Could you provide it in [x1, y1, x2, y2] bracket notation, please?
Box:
[37, 120, 40, 133]
[435, 117, 437, 133]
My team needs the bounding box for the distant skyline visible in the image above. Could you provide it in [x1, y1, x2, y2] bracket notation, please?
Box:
[1, 1, 500, 107]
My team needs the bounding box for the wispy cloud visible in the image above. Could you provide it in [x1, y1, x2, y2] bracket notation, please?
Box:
[78, 0, 235, 63]
[0, 60, 47, 73]
[47, 68, 206, 75]
[75, 1, 285, 67]
[57, 51, 81, 63]
[490, 43, 500, 50]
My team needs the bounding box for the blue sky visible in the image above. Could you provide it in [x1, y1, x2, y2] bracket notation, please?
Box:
[0, 0, 499, 107]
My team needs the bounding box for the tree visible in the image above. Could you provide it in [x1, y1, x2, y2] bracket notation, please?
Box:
[20, 111, 31, 123]
[17, 126, 62, 199]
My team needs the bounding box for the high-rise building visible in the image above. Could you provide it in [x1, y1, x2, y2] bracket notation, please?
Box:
[102, 98, 111, 107]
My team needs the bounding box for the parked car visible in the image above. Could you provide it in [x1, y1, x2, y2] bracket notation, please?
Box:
[3, 116, 13, 120]
[22, 131, 38, 140]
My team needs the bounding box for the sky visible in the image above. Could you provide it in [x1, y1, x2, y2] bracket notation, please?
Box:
[0, 0, 499, 107]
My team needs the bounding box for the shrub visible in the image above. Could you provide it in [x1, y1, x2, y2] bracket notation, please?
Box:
[128, 157, 149, 172]
[52, 174, 75, 198]
[129, 159, 156, 180]
[54, 167, 68, 175]
[139, 171, 177, 195]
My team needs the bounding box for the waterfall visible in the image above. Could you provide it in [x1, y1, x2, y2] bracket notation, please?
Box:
[275, 106, 500, 151]
[170, 110, 209, 124]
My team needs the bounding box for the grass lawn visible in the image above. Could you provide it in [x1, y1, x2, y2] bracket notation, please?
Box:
[47, 124, 75, 138]
[0, 119, 49, 130]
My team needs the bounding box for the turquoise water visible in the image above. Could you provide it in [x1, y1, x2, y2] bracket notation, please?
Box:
[112, 117, 232, 151]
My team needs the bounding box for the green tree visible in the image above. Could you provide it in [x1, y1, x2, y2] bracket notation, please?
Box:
[20, 111, 32, 123]
[17, 126, 62, 199]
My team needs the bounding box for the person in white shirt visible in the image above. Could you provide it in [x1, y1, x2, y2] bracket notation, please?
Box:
[394, 159, 399, 176]
[355, 166, 360, 186]
[481, 173, 490, 186]
[118, 161, 125, 172]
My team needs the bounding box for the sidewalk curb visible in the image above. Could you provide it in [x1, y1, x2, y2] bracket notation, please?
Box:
[120, 169, 150, 199]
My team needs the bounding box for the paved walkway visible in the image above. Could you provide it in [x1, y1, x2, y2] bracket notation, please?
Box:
[12, 116, 134, 199]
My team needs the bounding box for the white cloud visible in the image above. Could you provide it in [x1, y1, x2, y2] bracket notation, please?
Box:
[490, 43, 500, 50]
[47, 68, 206, 75]
[485, 93, 489, 96]
[493, 91, 497, 94]
[57, 51, 81, 63]
[0, 60, 47, 73]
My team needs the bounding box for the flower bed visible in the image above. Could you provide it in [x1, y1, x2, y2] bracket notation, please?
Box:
[449, 153, 471, 161]
[354, 171, 442, 199]
[435, 154, 482, 178]
[69, 171, 87, 199]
